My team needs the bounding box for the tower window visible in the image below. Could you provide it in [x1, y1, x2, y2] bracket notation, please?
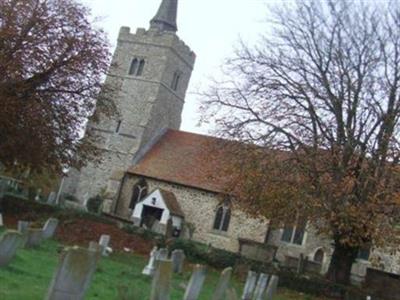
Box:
[129, 58, 145, 76]
[213, 199, 231, 232]
[116, 120, 122, 133]
[171, 71, 181, 91]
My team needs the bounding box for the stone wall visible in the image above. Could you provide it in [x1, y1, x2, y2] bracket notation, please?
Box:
[114, 175, 269, 253]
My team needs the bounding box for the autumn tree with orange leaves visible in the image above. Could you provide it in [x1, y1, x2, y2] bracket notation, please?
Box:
[0, 0, 116, 174]
[202, 0, 400, 285]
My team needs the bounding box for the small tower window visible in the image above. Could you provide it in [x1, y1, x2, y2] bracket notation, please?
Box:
[129, 58, 145, 76]
[213, 199, 231, 232]
[171, 71, 181, 91]
[115, 120, 122, 133]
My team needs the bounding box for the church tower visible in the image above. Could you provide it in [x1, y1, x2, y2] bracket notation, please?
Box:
[63, 0, 196, 202]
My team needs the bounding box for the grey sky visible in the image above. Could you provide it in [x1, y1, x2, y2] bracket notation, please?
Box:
[83, 0, 269, 134]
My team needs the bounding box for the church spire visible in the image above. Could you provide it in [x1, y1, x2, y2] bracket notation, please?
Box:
[150, 0, 178, 32]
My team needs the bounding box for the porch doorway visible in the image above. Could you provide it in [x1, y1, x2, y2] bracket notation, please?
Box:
[140, 205, 164, 228]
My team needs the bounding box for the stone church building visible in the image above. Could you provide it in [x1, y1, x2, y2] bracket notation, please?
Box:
[63, 0, 400, 283]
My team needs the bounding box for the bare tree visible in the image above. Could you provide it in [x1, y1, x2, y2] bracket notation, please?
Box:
[0, 0, 116, 174]
[202, 0, 400, 285]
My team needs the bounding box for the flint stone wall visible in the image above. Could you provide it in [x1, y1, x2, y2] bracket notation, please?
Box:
[115, 175, 268, 252]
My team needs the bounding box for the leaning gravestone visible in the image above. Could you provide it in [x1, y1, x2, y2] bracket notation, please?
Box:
[265, 275, 279, 300]
[212, 267, 233, 300]
[0, 230, 23, 267]
[157, 248, 169, 260]
[42, 218, 59, 239]
[0, 213, 3, 227]
[143, 247, 158, 276]
[183, 264, 207, 300]
[25, 228, 43, 248]
[17, 221, 30, 233]
[241, 271, 258, 300]
[150, 258, 172, 300]
[46, 246, 100, 300]
[17, 221, 30, 247]
[98, 234, 110, 256]
[171, 249, 185, 273]
[47, 192, 57, 205]
[253, 273, 270, 300]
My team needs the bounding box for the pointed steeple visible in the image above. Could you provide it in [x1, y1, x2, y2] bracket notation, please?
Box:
[150, 0, 178, 32]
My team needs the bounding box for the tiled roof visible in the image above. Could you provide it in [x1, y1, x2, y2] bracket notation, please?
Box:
[128, 129, 236, 193]
[158, 189, 184, 217]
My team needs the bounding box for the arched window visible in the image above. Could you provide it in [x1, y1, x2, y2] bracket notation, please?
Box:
[128, 58, 145, 76]
[171, 71, 181, 91]
[213, 200, 231, 232]
[129, 178, 148, 209]
[137, 59, 145, 76]
[129, 58, 138, 75]
[314, 249, 324, 263]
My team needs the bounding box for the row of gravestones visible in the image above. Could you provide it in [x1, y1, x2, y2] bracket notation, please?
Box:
[141, 246, 279, 300]
[0, 217, 59, 267]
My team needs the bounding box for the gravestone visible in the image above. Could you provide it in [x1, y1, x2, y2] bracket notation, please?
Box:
[0, 213, 3, 227]
[46, 246, 100, 300]
[17, 221, 30, 247]
[157, 248, 169, 260]
[25, 228, 43, 248]
[183, 264, 207, 300]
[241, 271, 258, 300]
[88, 241, 102, 253]
[17, 221, 30, 233]
[42, 218, 59, 239]
[212, 267, 233, 300]
[0, 230, 23, 267]
[227, 287, 239, 300]
[253, 273, 269, 300]
[265, 275, 279, 300]
[150, 259, 172, 300]
[143, 247, 158, 276]
[98, 235, 110, 256]
[47, 192, 57, 205]
[171, 249, 185, 273]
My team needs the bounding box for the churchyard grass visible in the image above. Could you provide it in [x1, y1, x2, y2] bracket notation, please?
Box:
[0, 237, 321, 299]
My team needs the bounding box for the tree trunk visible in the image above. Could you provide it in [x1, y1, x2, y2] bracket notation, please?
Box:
[326, 240, 358, 285]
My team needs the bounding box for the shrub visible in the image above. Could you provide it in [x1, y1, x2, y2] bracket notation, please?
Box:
[169, 238, 238, 269]
[86, 195, 103, 213]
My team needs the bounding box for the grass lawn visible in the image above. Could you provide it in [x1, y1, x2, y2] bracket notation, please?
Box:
[0, 233, 321, 299]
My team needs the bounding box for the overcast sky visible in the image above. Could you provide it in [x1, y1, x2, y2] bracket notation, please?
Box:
[82, 0, 270, 134]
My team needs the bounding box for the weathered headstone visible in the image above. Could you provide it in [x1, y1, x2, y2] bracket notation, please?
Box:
[241, 271, 258, 300]
[265, 275, 279, 300]
[0, 230, 22, 267]
[183, 264, 207, 300]
[212, 267, 233, 300]
[17, 221, 30, 233]
[88, 241, 102, 253]
[171, 249, 185, 273]
[47, 192, 57, 205]
[157, 248, 169, 260]
[253, 273, 269, 300]
[150, 258, 172, 300]
[143, 247, 158, 276]
[46, 246, 100, 300]
[25, 228, 43, 248]
[227, 287, 239, 300]
[98, 234, 110, 256]
[0, 213, 3, 227]
[42, 218, 59, 239]
[17, 220, 30, 247]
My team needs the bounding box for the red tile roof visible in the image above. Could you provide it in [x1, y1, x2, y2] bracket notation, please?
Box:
[128, 129, 235, 193]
